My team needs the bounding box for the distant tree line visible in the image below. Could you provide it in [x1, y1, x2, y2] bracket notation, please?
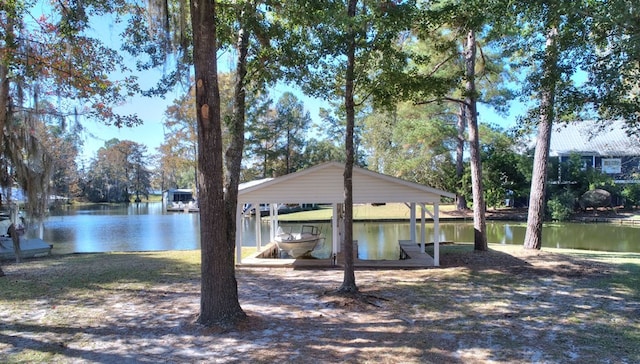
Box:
[39, 83, 623, 215]
[79, 139, 151, 203]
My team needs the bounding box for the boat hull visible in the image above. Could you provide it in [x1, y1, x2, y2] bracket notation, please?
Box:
[275, 236, 321, 258]
[274, 225, 321, 258]
[0, 237, 53, 260]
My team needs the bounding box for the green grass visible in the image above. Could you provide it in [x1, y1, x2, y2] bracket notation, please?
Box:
[5, 245, 636, 306]
[0, 249, 260, 301]
[0, 252, 197, 301]
[277, 203, 459, 221]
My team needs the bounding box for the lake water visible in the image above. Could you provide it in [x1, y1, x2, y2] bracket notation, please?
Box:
[40, 202, 640, 259]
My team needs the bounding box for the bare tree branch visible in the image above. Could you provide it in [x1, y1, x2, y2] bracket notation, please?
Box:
[415, 96, 470, 108]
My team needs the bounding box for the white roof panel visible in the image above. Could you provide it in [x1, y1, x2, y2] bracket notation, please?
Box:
[550, 121, 640, 157]
[239, 162, 455, 204]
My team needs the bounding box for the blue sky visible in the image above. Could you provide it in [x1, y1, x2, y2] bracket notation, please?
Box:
[80, 76, 522, 163]
[77, 81, 322, 162]
[80, 87, 521, 164]
[79, 17, 522, 163]
[28, 2, 524, 165]
[78, 87, 182, 163]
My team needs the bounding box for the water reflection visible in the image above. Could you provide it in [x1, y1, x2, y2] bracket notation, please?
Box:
[45, 203, 201, 255]
[42, 203, 640, 259]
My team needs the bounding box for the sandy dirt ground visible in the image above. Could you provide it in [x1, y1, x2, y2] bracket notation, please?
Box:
[1, 245, 639, 363]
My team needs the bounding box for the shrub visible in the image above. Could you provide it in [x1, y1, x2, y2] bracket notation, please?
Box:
[621, 182, 640, 209]
[547, 191, 576, 221]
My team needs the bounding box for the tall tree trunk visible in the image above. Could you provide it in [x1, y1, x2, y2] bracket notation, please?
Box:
[0, 59, 9, 224]
[9, 223, 22, 263]
[338, 0, 358, 293]
[455, 103, 468, 211]
[262, 142, 267, 177]
[191, 0, 244, 327]
[1, 49, 10, 177]
[464, 29, 487, 251]
[524, 25, 559, 250]
[193, 144, 198, 195]
[286, 128, 291, 174]
[225, 8, 249, 227]
[0, 264, 4, 277]
[0, 13, 13, 137]
[0, 63, 8, 138]
[221, 4, 250, 322]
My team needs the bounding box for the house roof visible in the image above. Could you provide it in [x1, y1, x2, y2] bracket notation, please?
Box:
[550, 120, 640, 157]
[238, 162, 455, 205]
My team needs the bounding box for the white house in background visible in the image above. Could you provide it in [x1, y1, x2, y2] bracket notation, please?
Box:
[237, 161, 456, 266]
[162, 188, 198, 212]
[550, 120, 640, 183]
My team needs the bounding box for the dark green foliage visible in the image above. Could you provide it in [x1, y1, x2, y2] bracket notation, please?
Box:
[586, 0, 640, 128]
[545, 153, 626, 219]
[363, 102, 458, 193]
[547, 191, 576, 221]
[621, 181, 640, 209]
[300, 139, 345, 167]
[81, 139, 151, 203]
[479, 124, 530, 208]
[244, 92, 312, 177]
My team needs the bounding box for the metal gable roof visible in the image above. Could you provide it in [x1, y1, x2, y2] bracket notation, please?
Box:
[238, 161, 455, 204]
[550, 121, 640, 157]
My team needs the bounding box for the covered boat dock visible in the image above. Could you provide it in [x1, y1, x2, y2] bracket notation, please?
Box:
[237, 162, 455, 268]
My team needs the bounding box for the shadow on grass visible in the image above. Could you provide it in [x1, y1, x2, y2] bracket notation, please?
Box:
[239, 260, 640, 363]
[428, 243, 631, 278]
[1, 249, 638, 363]
[429, 244, 639, 300]
[0, 323, 153, 363]
[0, 251, 201, 302]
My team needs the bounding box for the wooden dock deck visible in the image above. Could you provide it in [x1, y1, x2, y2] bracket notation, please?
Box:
[238, 240, 435, 269]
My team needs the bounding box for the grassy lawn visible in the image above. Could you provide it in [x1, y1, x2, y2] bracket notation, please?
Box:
[277, 203, 640, 223]
[277, 203, 460, 221]
[0, 248, 254, 302]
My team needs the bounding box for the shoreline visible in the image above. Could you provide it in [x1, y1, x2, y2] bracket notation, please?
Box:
[275, 206, 640, 224]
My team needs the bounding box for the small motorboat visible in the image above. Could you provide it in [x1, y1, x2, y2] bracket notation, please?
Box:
[274, 225, 321, 258]
[0, 236, 52, 260]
